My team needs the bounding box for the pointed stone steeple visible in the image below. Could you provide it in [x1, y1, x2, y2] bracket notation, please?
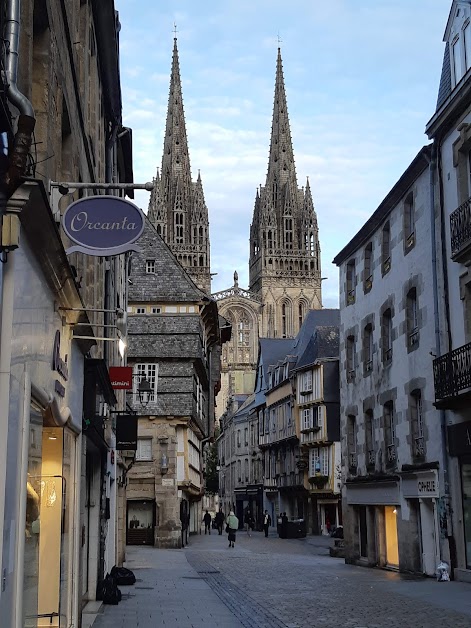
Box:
[148, 38, 211, 294]
[249, 47, 322, 338]
[266, 48, 298, 192]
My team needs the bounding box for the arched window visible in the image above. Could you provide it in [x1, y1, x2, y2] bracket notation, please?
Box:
[281, 301, 292, 338]
[175, 212, 184, 244]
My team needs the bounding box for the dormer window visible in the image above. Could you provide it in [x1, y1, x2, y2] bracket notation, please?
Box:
[451, 20, 471, 87]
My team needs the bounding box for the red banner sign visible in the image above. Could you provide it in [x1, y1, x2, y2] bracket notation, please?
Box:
[109, 366, 133, 389]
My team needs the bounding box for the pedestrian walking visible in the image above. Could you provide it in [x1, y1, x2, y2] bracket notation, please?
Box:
[263, 510, 272, 537]
[244, 510, 255, 536]
[280, 512, 288, 539]
[215, 508, 225, 535]
[203, 510, 212, 535]
[226, 510, 239, 548]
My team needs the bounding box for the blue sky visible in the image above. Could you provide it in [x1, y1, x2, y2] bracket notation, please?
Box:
[116, 0, 451, 306]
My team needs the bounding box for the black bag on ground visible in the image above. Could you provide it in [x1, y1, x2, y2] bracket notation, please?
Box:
[110, 565, 136, 585]
[99, 573, 121, 605]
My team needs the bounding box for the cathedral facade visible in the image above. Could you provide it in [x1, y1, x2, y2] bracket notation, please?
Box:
[147, 40, 322, 420]
[215, 48, 323, 418]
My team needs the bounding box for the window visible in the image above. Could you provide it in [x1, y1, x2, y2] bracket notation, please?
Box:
[346, 335, 355, 381]
[382, 221, 391, 275]
[365, 410, 375, 468]
[175, 212, 184, 244]
[146, 259, 156, 274]
[403, 192, 415, 251]
[364, 242, 373, 292]
[134, 363, 158, 403]
[384, 401, 396, 467]
[136, 438, 152, 461]
[165, 305, 178, 313]
[381, 309, 393, 363]
[281, 301, 292, 338]
[151, 307, 161, 314]
[136, 307, 146, 314]
[309, 447, 329, 477]
[410, 390, 425, 459]
[244, 428, 248, 446]
[237, 460, 241, 482]
[363, 324, 373, 374]
[453, 36, 463, 85]
[347, 416, 357, 470]
[346, 259, 356, 304]
[465, 22, 471, 72]
[237, 430, 241, 448]
[406, 288, 419, 347]
[301, 371, 313, 394]
[285, 217, 293, 250]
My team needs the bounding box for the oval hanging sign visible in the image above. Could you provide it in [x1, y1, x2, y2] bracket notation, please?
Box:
[62, 195, 145, 256]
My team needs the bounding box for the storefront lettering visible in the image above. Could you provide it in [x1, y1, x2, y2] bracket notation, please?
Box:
[52, 330, 69, 381]
[70, 211, 136, 232]
[418, 480, 436, 494]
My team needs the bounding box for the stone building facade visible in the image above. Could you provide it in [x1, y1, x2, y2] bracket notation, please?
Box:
[333, 146, 448, 576]
[0, 1, 132, 626]
[426, 0, 471, 583]
[125, 220, 228, 548]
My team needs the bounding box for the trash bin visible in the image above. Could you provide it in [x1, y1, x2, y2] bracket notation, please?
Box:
[286, 519, 306, 538]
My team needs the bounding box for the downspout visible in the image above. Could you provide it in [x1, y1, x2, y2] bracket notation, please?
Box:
[4, 0, 36, 191]
[428, 141, 453, 565]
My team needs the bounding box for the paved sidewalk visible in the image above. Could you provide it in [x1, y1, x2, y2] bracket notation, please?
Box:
[92, 545, 244, 628]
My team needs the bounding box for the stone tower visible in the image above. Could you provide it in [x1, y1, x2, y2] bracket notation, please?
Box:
[148, 38, 211, 294]
[249, 48, 322, 338]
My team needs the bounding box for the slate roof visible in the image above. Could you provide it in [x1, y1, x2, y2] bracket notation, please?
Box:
[129, 218, 205, 303]
[296, 326, 339, 370]
[436, 43, 452, 111]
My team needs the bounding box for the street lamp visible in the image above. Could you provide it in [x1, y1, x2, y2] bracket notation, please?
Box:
[137, 377, 153, 408]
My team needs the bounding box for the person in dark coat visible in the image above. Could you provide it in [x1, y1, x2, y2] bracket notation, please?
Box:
[244, 510, 255, 537]
[203, 510, 212, 534]
[263, 510, 272, 537]
[215, 509, 225, 535]
[280, 512, 288, 539]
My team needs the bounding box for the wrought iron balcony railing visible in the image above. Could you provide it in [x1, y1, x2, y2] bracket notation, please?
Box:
[386, 444, 397, 466]
[450, 196, 471, 261]
[414, 436, 425, 459]
[433, 342, 471, 401]
[367, 449, 376, 467]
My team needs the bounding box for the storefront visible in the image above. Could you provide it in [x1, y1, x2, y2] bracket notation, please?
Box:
[401, 469, 440, 576]
[448, 421, 471, 580]
[126, 500, 156, 545]
[345, 480, 400, 569]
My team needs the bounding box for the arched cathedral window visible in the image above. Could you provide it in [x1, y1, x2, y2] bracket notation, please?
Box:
[281, 301, 292, 338]
[175, 212, 184, 244]
[285, 218, 293, 250]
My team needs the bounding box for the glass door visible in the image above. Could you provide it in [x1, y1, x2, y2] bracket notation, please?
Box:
[461, 461, 471, 569]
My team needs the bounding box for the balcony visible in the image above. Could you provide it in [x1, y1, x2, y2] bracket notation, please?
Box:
[450, 196, 471, 262]
[367, 449, 376, 469]
[386, 444, 397, 467]
[349, 453, 357, 472]
[413, 436, 426, 459]
[433, 342, 471, 408]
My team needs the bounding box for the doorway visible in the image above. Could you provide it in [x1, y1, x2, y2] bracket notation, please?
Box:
[384, 506, 399, 567]
[418, 499, 437, 576]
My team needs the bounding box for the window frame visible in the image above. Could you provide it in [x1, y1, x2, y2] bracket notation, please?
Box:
[381, 221, 391, 275]
[135, 437, 153, 462]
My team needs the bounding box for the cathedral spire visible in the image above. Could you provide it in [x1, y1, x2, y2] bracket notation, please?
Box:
[266, 48, 297, 190]
[160, 37, 192, 204]
[148, 38, 211, 294]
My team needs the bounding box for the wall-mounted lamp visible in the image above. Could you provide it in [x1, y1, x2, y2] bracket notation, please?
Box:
[160, 454, 169, 475]
[137, 377, 153, 408]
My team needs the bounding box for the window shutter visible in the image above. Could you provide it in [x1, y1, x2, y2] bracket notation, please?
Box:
[317, 406, 324, 428]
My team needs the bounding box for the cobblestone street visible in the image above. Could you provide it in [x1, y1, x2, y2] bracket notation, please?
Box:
[92, 531, 471, 628]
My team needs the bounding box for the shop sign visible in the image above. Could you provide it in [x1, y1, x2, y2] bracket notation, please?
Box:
[116, 414, 137, 450]
[448, 421, 471, 457]
[62, 196, 145, 256]
[52, 330, 68, 380]
[109, 366, 133, 390]
[402, 470, 439, 499]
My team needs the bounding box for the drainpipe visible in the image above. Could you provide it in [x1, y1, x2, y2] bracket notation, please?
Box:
[0, 0, 35, 609]
[4, 0, 35, 192]
[428, 141, 453, 564]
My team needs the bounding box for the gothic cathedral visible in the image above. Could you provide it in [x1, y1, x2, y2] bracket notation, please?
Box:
[148, 38, 211, 294]
[148, 40, 322, 419]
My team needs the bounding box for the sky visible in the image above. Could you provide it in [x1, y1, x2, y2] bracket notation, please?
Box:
[116, 0, 451, 307]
